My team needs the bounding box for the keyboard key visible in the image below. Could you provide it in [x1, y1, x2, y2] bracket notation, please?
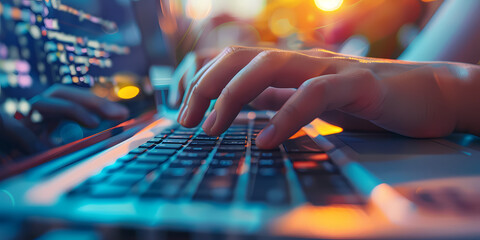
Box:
[124, 162, 158, 174]
[194, 136, 218, 141]
[177, 152, 209, 159]
[293, 161, 338, 174]
[89, 184, 130, 198]
[223, 135, 247, 140]
[189, 140, 216, 146]
[136, 155, 169, 164]
[129, 148, 147, 155]
[143, 179, 185, 199]
[214, 152, 244, 160]
[109, 173, 145, 186]
[147, 149, 176, 156]
[155, 143, 183, 149]
[258, 158, 284, 168]
[249, 175, 290, 205]
[210, 159, 236, 168]
[296, 174, 361, 205]
[222, 140, 246, 145]
[161, 167, 195, 179]
[170, 159, 202, 168]
[218, 146, 245, 152]
[288, 153, 329, 162]
[168, 135, 192, 139]
[251, 151, 282, 158]
[194, 176, 237, 202]
[283, 136, 324, 153]
[184, 146, 213, 152]
[163, 139, 189, 144]
[138, 142, 156, 149]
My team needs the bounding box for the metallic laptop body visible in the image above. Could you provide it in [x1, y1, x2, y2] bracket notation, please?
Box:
[1, 0, 480, 239]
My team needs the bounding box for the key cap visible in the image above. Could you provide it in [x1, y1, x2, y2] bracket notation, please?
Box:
[177, 152, 209, 159]
[142, 179, 185, 199]
[223, 135, 247, 140]
[257, 158, 284, 168]
[249, 175, 290, 205]
[293, 161, 338, 174]
[162, 139, 188, 144]
[283, 136, 324, 153]
[222, 140, 246, 145]
[194, 176, 237, 202]
[184, 146, 214, 152]
[210, 159, 236, 168]
[109, 173, 145, 186]
[169, 159, 202, 168]
[147, 149, 176, 156]
[89, 184, 130, 198]
[155, 143, 183, 149]
[136, 155, 169, 164]
[288, 153, 329, 162]
[251, 151, 282, 158]
[218, 146, 245, 152]
[214, 152, 244, 160]
[194, 136, 219, 140]
[161, 167, 195, 179]
[167, 135, 192, 139]
[138, 142, 156, 149]
[124, 162, 158, 174]
[129, 148, 147, 155]
[296, 174, 361, 205]
[189, 140, 216, 146]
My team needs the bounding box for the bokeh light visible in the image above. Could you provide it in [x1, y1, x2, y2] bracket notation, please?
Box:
[186, 0, 212, 20]
[314, 0, 343, 12]
[117, 86, 140, 99]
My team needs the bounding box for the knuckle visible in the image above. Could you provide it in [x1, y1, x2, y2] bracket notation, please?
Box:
[222, 45, 244, 55]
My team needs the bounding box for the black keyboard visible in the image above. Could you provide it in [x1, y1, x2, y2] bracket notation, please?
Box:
[68, 120, 363, 206]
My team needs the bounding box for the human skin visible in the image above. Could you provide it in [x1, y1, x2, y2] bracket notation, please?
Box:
[177, 46, 480, 149]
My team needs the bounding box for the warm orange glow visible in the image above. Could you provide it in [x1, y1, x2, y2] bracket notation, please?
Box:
[185, 0, 212, 20]
[309, 118, 343, 136]
[117, 86, 140, 99]
[273, 205, 374, 238]
[289, 129, 307, 139]
[370, 183, 417, 223]
[314, 0, 343, 12]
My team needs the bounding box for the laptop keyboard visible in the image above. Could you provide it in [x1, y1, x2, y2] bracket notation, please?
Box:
[68, 120, 363, 206]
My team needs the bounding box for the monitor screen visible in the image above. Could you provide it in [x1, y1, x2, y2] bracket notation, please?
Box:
[0, 0, 156, 157]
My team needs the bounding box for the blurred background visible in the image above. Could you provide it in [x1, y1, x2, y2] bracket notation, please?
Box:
[155, 0, 444, 64]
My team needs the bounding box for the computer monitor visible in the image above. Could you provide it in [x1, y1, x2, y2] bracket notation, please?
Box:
[0, 0, 159, 152]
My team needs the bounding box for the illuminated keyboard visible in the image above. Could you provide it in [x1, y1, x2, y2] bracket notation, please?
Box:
[68, 120, 363, 206]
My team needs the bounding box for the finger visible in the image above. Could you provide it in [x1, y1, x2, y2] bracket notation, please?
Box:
[203, 51, 338, 135]
[249, 87, 295, 111]
[177, 48, 231, 123]
[44, 85, 129, 120]
[179, 46, 267, 127]
[256, 69, 384, 149]
[31, 97, 101, 128]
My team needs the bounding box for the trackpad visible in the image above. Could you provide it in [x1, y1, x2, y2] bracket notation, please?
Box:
[337, 133, 459, 155]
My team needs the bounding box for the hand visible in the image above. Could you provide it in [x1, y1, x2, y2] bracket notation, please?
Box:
[1, 84, 130, 155]
[178, 46, 480, 149]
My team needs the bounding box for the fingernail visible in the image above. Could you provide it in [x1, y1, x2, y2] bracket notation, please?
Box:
[202, 109, 217, 132]
[256, 124, 275, 145]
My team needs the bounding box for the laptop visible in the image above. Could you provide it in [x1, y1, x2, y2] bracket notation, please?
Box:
[1, 0, 480, 239]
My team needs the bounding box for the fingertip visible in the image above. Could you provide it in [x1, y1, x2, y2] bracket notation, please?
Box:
[255, 124, 277, 149]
